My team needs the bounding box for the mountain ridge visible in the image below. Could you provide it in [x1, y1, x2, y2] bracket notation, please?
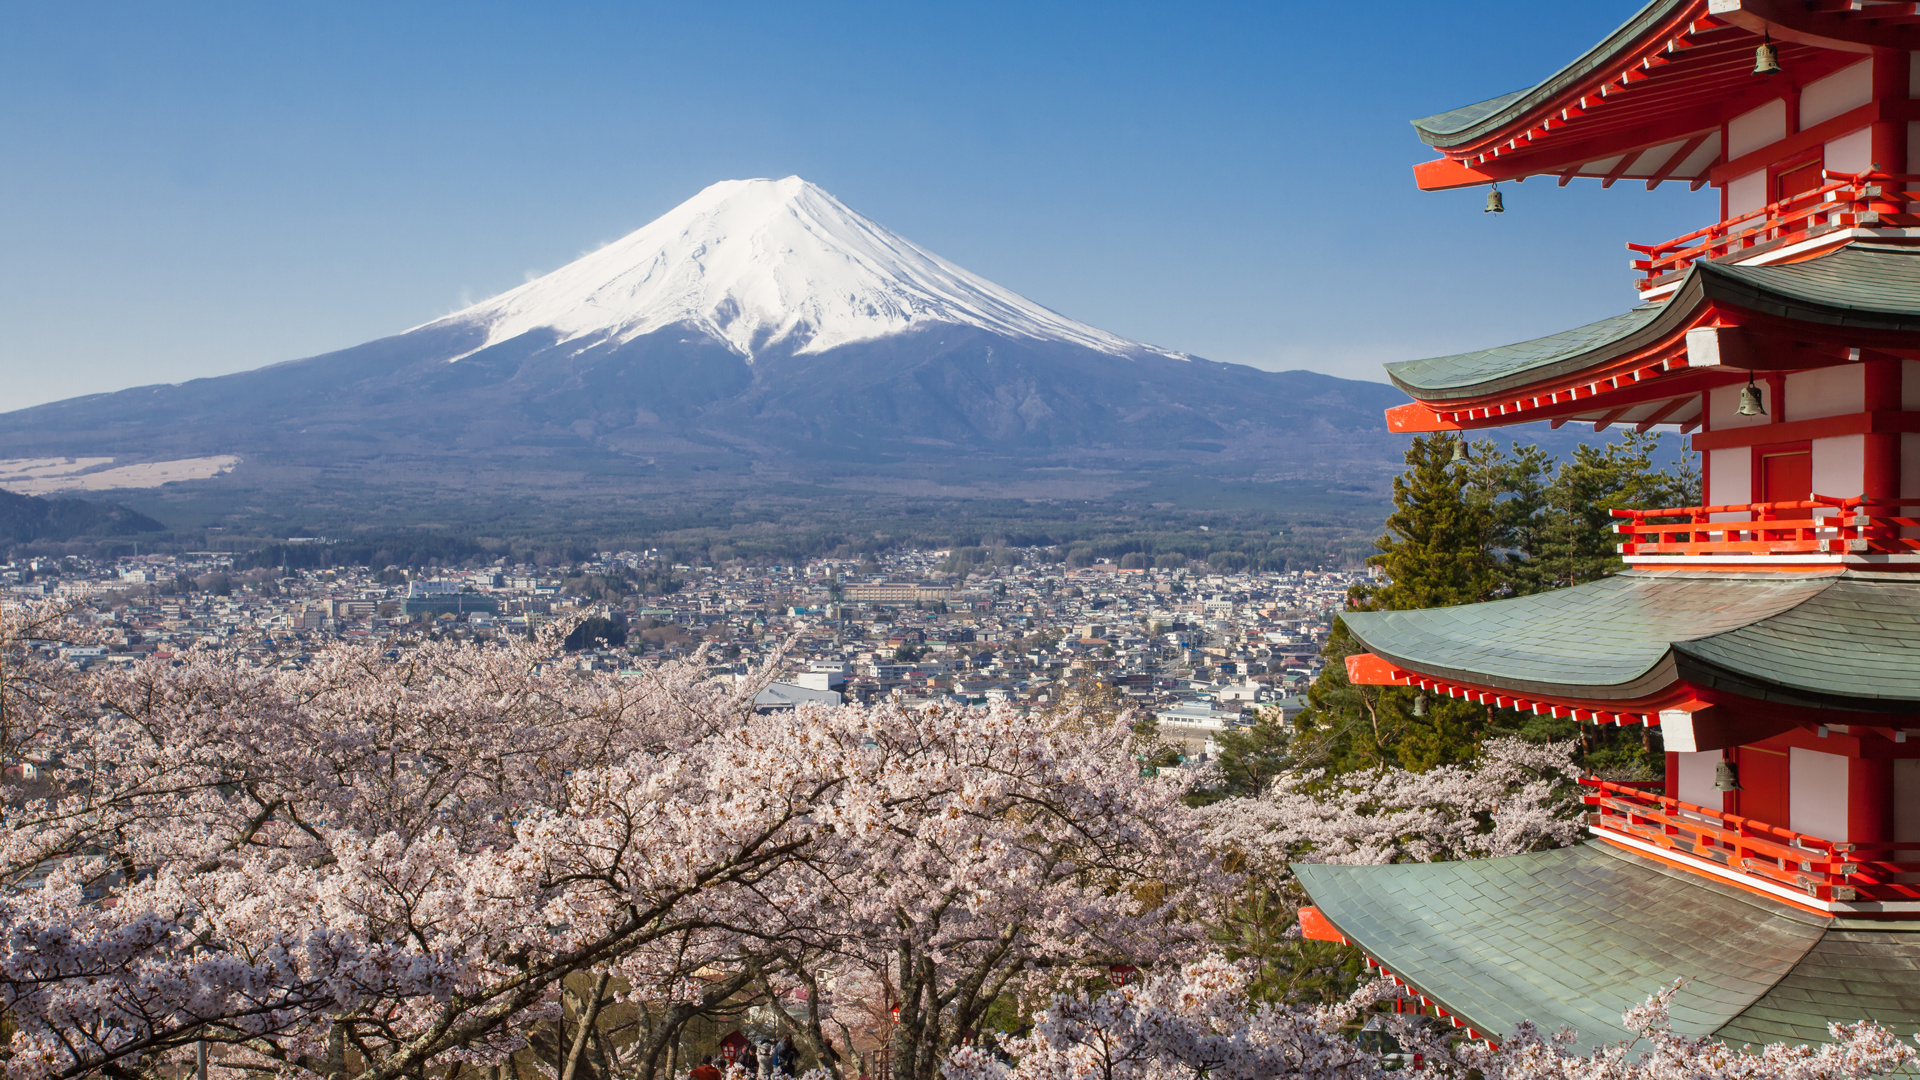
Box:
[0, 177, 1417, 524]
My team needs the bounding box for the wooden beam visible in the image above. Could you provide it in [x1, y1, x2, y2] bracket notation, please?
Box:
[1689, 409, 1920, 450]
[1601, 150, 1643, 188]
[1634, 396, 1694, 432]
[1593, 407, 1634, 430]
[1709, 98, 1920, 184]
[1645, 132, 1712, 189]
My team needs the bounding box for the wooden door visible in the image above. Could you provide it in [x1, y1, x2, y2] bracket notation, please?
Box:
[1758, 448, 1812, 541]
[1776, 160, 1823, 203]
[1775, 159, 1824, 237]
[1760, 449, 1811, 503]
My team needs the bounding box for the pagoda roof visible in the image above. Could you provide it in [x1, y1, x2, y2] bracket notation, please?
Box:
[1341, 569, 1920, 713]
[1411, 0, 1702, 148]
[1295, 842, 1920, 1054]
[1386, 243, 1920, 403]
[1405, 0, 1898, 191]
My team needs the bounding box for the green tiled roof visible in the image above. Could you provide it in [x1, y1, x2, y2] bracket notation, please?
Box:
[1412, 0, 1686, 147]
[1342, 570, 1920, 712]
[1411, 90, 1529, 142]
[1384, 245, 1920, 401]
[1384, 307, 1666, 396]
[1716, 929, 1920, 1048]
[1674, 573, 1920, 708]
[1707, 244, 1920, 322]
[1295, 842, 1920, 1055]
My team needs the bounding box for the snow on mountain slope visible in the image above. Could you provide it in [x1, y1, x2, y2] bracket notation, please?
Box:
[421, 176, 1180, 362]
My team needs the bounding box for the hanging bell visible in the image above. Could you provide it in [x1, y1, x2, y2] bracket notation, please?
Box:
[1754, 35, 1781, 77]
[1450, 437, 1469, 464]
[1714, 759, 1742, 792]
[1737, 380, 1767, 416]
[1412, 692, 1429, 718]
[1484, 184, 1505, 214]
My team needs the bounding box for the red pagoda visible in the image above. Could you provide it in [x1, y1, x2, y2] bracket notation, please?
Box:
[1294, 0, 1920, 1053]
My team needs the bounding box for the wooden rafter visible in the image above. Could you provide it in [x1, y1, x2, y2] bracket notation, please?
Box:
[1644, 131, 1712, 189]
[1634, 396, 1694, 432]
[1592, 407, 1634, 431]
[1415, 28, 1866, 190]
[1601, 151, 1643, 189]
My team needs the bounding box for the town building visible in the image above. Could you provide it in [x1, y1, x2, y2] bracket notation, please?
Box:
[1296, 1, 1920, 1052]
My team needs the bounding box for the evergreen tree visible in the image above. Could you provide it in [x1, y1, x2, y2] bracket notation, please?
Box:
[1367, 433, 1495, 610]
[1216, 432, 1691, 784]
[1209, 705, 1293, 797]
[1268, 435, 1502, 775]
[1529, 431, 1699, 590]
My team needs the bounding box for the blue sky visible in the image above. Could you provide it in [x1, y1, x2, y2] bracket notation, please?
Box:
[0, 1, 1712, 412]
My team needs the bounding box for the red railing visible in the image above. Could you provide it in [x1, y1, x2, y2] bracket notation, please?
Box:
[1629, 171, 1920, 291]
[1582, 778, 1920, 904]
[1611, 494, 1920, 557]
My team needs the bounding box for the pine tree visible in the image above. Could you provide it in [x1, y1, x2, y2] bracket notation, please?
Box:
[1254, 435, 1501, 774]
[1368, 433, 1496, 610]
[1216, 432, 1693, 783]
[1209, 705, 1294, 797]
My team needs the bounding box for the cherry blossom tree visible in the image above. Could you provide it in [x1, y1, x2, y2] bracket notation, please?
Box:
[0, 605, 1226, 1080]
[943, 956, 1918, 1080]
[1199, 735, 1584, 875]
[725, 702, 1225, 1080]
[1194, 737, 1587, 1007]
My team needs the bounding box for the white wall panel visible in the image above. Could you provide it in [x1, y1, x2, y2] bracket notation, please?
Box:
[1708, 446, 1752, 511]
[1729, 99, 1788, 158]
[1791, 748, 1851, 841]
[1826, 128, 1872, 175]
[1787, 366, 1863, 421]
[1812, 434, 1864, 503]
[1677, 751, 1725, 812]
[1727, 170, 1767, 216]
[1803, 60, 1873, 127]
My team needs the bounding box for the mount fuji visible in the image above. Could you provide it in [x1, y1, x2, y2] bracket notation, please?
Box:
[0, 177, 1409, 513]
[429, 177, 1177, 365]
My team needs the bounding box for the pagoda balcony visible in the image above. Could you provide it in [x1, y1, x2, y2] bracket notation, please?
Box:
[1581, 779, 1920, 911]
[1611, 495, 1920, 563]
[1629, 172, 1920, 297]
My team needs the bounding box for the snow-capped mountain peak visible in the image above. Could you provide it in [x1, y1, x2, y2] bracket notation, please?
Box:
[425, 176, 1176, 362]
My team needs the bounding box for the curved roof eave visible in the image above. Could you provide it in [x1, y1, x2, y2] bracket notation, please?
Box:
[1412, 0, 1696, 148]
[1342, 571, 1837, 701]
[1344, 570, 1920, 713]
[1385, 245, 1920, 402]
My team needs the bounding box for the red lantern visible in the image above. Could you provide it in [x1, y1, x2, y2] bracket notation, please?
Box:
[890, 1005, 901, 1024]
[719, 1032, 749, 1064]
[1107, 965, 1138, 986]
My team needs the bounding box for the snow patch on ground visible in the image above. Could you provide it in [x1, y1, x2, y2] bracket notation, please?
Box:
[417, 176, 1182, 363]
[0, 456, 241, 495]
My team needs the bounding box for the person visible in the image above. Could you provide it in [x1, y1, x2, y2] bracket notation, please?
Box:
[776, 1036, 798, 1077]
[691, 1056, 722, 1080]
[739, 1043, 759, 1079]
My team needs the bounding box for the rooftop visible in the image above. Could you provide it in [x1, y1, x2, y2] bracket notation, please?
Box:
[1342, 569, 1920, 713]
[1386, 243, 1920, 404]
[1296, 842, 1920, 1053]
